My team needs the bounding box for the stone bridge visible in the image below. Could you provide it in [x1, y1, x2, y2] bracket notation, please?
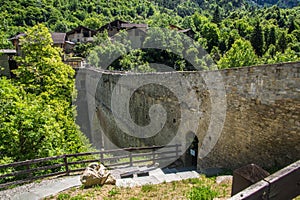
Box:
[74, 62, 300, 172]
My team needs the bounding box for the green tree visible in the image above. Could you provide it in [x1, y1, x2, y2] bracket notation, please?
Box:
[201, 22, 220, 53]
[277, 31, 287, 53]
[212, 6, 221, 24]
[250, 21, 264, 57]
[218, 39, 258, 69]
[0, 24, 91, 162]
[268, 26, 277, 46]
[14, 24, 75, 101]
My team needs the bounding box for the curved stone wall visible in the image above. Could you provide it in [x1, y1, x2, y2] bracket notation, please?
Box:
[75, 62, 300, 171]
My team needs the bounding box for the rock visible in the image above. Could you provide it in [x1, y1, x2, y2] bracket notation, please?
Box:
[105, 174, 116, 185]
[80, 163, 111, 187]
[216, 175, 233, 185]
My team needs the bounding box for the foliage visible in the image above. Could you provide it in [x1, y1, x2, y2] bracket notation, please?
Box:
[218, 39, 258, 68]
[0, 0, 299, 69]
[0, 25, 91, 164]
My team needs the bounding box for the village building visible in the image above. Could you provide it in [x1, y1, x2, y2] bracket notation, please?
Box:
[97, 20, 128, 37]
[66, 26, 97, 43]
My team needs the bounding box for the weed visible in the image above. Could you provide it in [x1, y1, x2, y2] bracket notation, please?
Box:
[129, 197, 141, 200]
[141, 184, 156, 192]
[108, 188, 119, 196]
[57, 193, 71, 200]
[171, 181, 177, 190]
[70, 194, 85, 200]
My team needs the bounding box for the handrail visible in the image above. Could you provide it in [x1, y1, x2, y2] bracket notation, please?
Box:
[0, 144, 181, 189]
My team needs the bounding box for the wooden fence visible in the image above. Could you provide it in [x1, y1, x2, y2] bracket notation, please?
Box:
[230, 160, 300, 200]
[0, 144, 181, 189]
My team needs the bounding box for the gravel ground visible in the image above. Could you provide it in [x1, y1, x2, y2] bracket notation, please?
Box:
[0, 176, 71, 200]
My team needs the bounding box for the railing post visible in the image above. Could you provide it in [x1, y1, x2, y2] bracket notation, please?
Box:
[176, 144, 179, 158]
[26, 163, 32, 178]
[100, 151, 104, 164]
[129, 151, 133, 167]
[152, 148, 155, 165]
[64, 155, 69, 176]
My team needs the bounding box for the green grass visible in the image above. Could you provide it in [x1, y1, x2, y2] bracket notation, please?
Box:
[46, 176, 232, 200]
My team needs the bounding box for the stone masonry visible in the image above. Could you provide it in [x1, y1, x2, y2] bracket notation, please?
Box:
[75, 61, 300, 171]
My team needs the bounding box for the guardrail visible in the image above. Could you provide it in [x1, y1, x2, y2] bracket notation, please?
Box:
[0, 144, 181, 189]
[230, 160, 300, 200]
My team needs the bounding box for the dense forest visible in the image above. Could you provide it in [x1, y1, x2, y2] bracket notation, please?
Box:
[0, 0, 299, 69]
[0, 0, 299, 164]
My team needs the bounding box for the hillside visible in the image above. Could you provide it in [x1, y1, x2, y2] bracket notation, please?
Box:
[0, 0, 299, 69]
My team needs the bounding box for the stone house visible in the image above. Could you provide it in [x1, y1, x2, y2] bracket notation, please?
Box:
[97, 20, 127, 37]
[66, 26, 97, 43]
[97, 20, 148, 37]
[10, 32, 70, 56]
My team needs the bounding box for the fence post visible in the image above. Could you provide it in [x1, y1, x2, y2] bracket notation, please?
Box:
[129, 151, 133, 167]
[64, 155, 69, 176]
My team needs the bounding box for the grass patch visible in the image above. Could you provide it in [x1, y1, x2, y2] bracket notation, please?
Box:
[45, 176, 232, 200]
[188, 186, 219, 200]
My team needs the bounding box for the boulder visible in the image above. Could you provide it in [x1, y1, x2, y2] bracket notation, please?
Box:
[80, 162, 112, 187]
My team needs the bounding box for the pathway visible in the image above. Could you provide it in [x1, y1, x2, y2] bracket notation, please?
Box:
[0, 167, 199, 200]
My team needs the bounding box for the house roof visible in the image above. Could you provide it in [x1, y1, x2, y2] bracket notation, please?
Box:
[66, 26, 97, 35]
[9, 33, 26, 40]
[51, 32, 66, 44]
[169, 24, 183, 30]
[9, 32, 66, 44]
[97, 19, 128, 32]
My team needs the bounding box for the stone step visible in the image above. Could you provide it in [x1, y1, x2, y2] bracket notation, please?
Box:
[176, 171, 199, 180]
[116, 168, 200, 188]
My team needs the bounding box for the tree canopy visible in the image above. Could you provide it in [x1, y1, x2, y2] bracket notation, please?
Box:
[0, 24, 91, 163]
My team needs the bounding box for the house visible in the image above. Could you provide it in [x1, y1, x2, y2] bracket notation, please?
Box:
[97, 20, 148, 37]
[66, 26, 97, 43]
[97, 20, 128, 37]
[0, 49, 17, 78]
[120, 23, 148, 32]
[9, 33, 26, 56]
[9, 32, 69, 56]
